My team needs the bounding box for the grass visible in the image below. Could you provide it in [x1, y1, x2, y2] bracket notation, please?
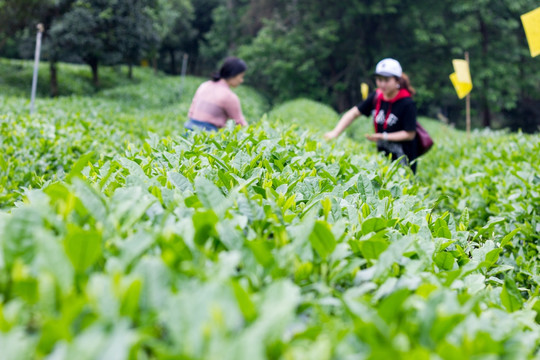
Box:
[268, 98, 340, 130]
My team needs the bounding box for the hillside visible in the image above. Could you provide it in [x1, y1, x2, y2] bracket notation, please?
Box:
[0, 60, 538, 359]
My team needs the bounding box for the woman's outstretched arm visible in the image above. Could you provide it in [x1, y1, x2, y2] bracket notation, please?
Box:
[324, 106, 361, 140]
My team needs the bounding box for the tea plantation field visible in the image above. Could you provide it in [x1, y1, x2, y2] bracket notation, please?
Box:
[0, 59, 539, 359]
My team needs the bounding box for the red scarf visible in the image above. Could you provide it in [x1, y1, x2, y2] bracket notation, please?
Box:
[374, 88, 411, 132]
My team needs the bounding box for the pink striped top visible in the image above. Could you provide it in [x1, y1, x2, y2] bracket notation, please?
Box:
[188, 79, 247, 128]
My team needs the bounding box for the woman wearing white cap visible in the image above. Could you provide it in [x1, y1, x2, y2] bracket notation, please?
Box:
[324, 58, 419, 172]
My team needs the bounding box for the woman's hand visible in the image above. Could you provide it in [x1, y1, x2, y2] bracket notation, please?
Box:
[324, 130, 339, 140]
[324, 107, 361, 141]
[365, 133, 383, 142]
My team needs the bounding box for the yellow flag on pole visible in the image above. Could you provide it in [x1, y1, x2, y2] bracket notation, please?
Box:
[449, 73, 473, 99]
[361, 83, 369, 100]
[521, 7, 540, 57]
[452, 59, 472, 84]
[450, 59, 473, 99]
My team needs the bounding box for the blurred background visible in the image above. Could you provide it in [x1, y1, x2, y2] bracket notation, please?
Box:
[0, 0, 538, 132]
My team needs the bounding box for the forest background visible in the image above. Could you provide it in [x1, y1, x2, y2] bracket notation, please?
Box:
[0, 0, 538, 132]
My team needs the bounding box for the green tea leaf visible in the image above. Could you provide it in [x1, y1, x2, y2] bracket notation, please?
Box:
[357, 174, 374, 202]
[433, 218, 452, 239]
[458, 207, 469, 230]
[482, 248, 501, 269]
[361, 217, 387, 234]
[434, 252, 455, 271]
[72, 179, 108, 225]
[63, 224, 102, 273]
[377, 288, 409, 323]
[501, 276, 523, 312]
[358, 238, 388, 260]
[120, 279, 142, 317]
[66, 151, 94, 182]
[499, 228, 520, 248]
[192, 209, 219, 246]
[246, 240, 274, 267]
[0, 155, 7, 172]
[13, 277, 38, 304]
[168, 171, 193, 192]
[309, 220, 336, 259]
[2, 208, 41, 267]
[231, 280, 257, 322]
[195, 177, 229, 216]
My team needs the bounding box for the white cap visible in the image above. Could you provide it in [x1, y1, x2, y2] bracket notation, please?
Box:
[374, 58, 402, 77]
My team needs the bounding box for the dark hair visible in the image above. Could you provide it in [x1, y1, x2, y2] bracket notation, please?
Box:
[398, 73, 416, 96]
[211, 57, 247, 82]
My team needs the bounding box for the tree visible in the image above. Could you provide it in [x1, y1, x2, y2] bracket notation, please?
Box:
[237, 0, 407, 109]
[199, 0, 256, 72]
[154, 0, 196, 74]
[406, 0, 540, 130]
[0, 0, 76, 96]
[225, 0, 539, 130]
[41, 0, 77, 97]
[48, 0, 121, 87]
[0, 0, 47, 51]
[114, 0, 160, 79]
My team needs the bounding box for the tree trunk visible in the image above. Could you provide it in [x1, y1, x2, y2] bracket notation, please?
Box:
[227, 0, 236, 52]
[336, 92, 348, 113]
[170, 49, 176, 74]
[481, 97, 491, 128]
[50, 60, 58, 97]
[90, 59, 99, 87]
[479, 15, 491, 128]
[291, 0, 299, 25]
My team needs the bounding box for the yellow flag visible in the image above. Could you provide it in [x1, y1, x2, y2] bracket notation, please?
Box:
[361, 83, 369, 100]
[521, 7, 540, 57]
[449, 73, 473, 99]
[452, 59, 472, 85]
[450, 59, 472, 98]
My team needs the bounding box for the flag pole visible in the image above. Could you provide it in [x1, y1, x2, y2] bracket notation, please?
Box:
[465, 51, 471, 136]
[30, 23, 44, 115]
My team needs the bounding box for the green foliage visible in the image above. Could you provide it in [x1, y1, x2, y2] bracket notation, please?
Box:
[0, 60, 267, 207]
[48, 0, 121, 83]
[113, 0, 161, 72]
[151, 0, 196, 73]
[0, 0, 50, 39]
[268, 98, 339, 130]
[0, 58, 146, 97]
[406, 0, 540, 130]
[238, 19, 337, 103]
[0, 60, 539, 358]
